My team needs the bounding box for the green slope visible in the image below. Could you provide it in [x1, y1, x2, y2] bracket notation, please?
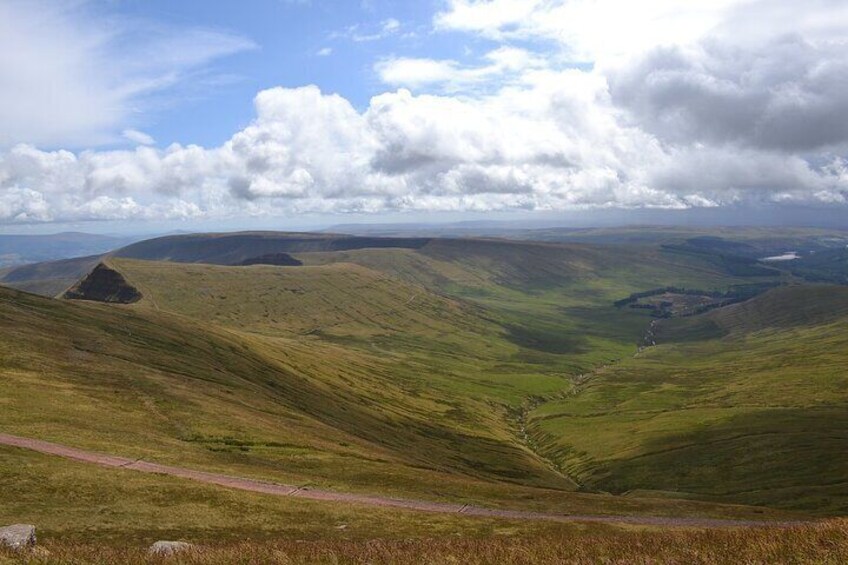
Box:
[110, 258, 482, 339]
[2, 446, 548, 544]
[3, 230, 841, 540]
[0, 281, 570, 497]
[1, 281, 794, 529]
[0, 232, 432, 297]
[295, 237, 780, 374]
[527, 285, 848, 514]
[0, 254, 101, 297]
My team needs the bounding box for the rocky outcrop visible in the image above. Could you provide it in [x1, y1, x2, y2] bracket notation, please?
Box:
[0, 524, 36, 551]
[63, 263, 142, 304]
[148, 541, 196, 556]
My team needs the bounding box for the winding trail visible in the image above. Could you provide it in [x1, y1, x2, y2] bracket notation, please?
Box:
[0, 433, 799, 528]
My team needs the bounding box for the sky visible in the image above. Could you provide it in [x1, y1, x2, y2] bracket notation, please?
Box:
[1, 0, 848, 233]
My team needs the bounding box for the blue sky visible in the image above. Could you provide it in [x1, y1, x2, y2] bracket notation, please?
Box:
[85, 0, 509, 149]
[110, 1, 435, 147]
[1, 0, 847, 233]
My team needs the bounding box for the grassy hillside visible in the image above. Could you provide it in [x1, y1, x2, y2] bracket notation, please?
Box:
[2, 446, 548, 545]
[695, 285, 848, 332]
[329, 223, 848, 252]
[789, 247, 848, 284]
[0, 255, 100, 297]
[0, 283, 793, 532]
[526, 285, 848, 514]
[0, 230, 786, 300]
[298, 237, 761, 292]
[98, 242, 845, 516]
[111, 258, 481, 339]
[0, 283, 569, 499]
[108, 234, 773, 412]
[3, 230, 844, 550]
[0, 232, 431, 297]
[295, 237, 780, 375]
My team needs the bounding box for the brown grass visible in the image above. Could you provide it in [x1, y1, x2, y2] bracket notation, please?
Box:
[3, 520, 846, 564]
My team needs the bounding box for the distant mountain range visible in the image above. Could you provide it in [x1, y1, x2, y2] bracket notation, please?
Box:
[0, 232, 142, 267]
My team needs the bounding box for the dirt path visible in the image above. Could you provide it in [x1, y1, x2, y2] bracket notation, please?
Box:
[0, 432, 796, 528]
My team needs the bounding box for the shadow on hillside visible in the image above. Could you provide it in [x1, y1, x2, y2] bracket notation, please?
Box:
[593, 405, 848, 514]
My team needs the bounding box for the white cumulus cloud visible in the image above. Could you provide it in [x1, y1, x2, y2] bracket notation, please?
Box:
[1, 0, 847, 225]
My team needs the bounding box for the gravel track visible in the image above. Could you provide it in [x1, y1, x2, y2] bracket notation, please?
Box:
[0, 432, 798, 528]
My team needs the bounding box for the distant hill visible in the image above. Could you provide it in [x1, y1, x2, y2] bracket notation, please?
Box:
[0, 232, 429, 297]
[788, 247, 848, 284]
[327, 223, 848, 251]
[113, 231, 431, 265]
[704, 285, 848, 332]
[0, 254, 101, 297]
[21, 227, 848, 300]
[654, 285, 848, 344]
[0, 232, 139, 267]
[3, 229, 766, 298]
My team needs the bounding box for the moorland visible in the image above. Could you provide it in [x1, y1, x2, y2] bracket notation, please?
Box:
[1, 226, 847, 562]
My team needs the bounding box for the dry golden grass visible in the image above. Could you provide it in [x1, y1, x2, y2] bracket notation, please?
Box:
[3, 520, 846, 564]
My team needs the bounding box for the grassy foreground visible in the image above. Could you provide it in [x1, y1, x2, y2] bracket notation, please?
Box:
[2, 520, 846, 564]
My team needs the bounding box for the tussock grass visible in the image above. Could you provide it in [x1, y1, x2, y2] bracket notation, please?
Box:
[3, 520, 846, 564]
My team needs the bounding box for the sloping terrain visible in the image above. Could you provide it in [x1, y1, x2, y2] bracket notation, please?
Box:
[695, 285, 848, 332]
[0, 254, 101, 297]
[789, 247, 848, 284]
[515, 226, 848, 252]
[327, 224, 848, 253]
[3, 444, 557, 544]
[0, 284, 789, 530]
[0, 282, 565, 497]
[526, 285, 848, 514]
[297, 236, 774, 296]
[0, 230, 778, 299]
[0, 232, 431, 298]
[110, 258, 480, 339]
[2, 230, 844, 545]
[294, 236, 780, 375]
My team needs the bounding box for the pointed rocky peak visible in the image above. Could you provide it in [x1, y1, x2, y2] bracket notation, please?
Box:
[63, 263, 142, 304]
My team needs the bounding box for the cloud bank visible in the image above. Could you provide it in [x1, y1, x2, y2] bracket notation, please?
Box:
[1, 0, 847, 224]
